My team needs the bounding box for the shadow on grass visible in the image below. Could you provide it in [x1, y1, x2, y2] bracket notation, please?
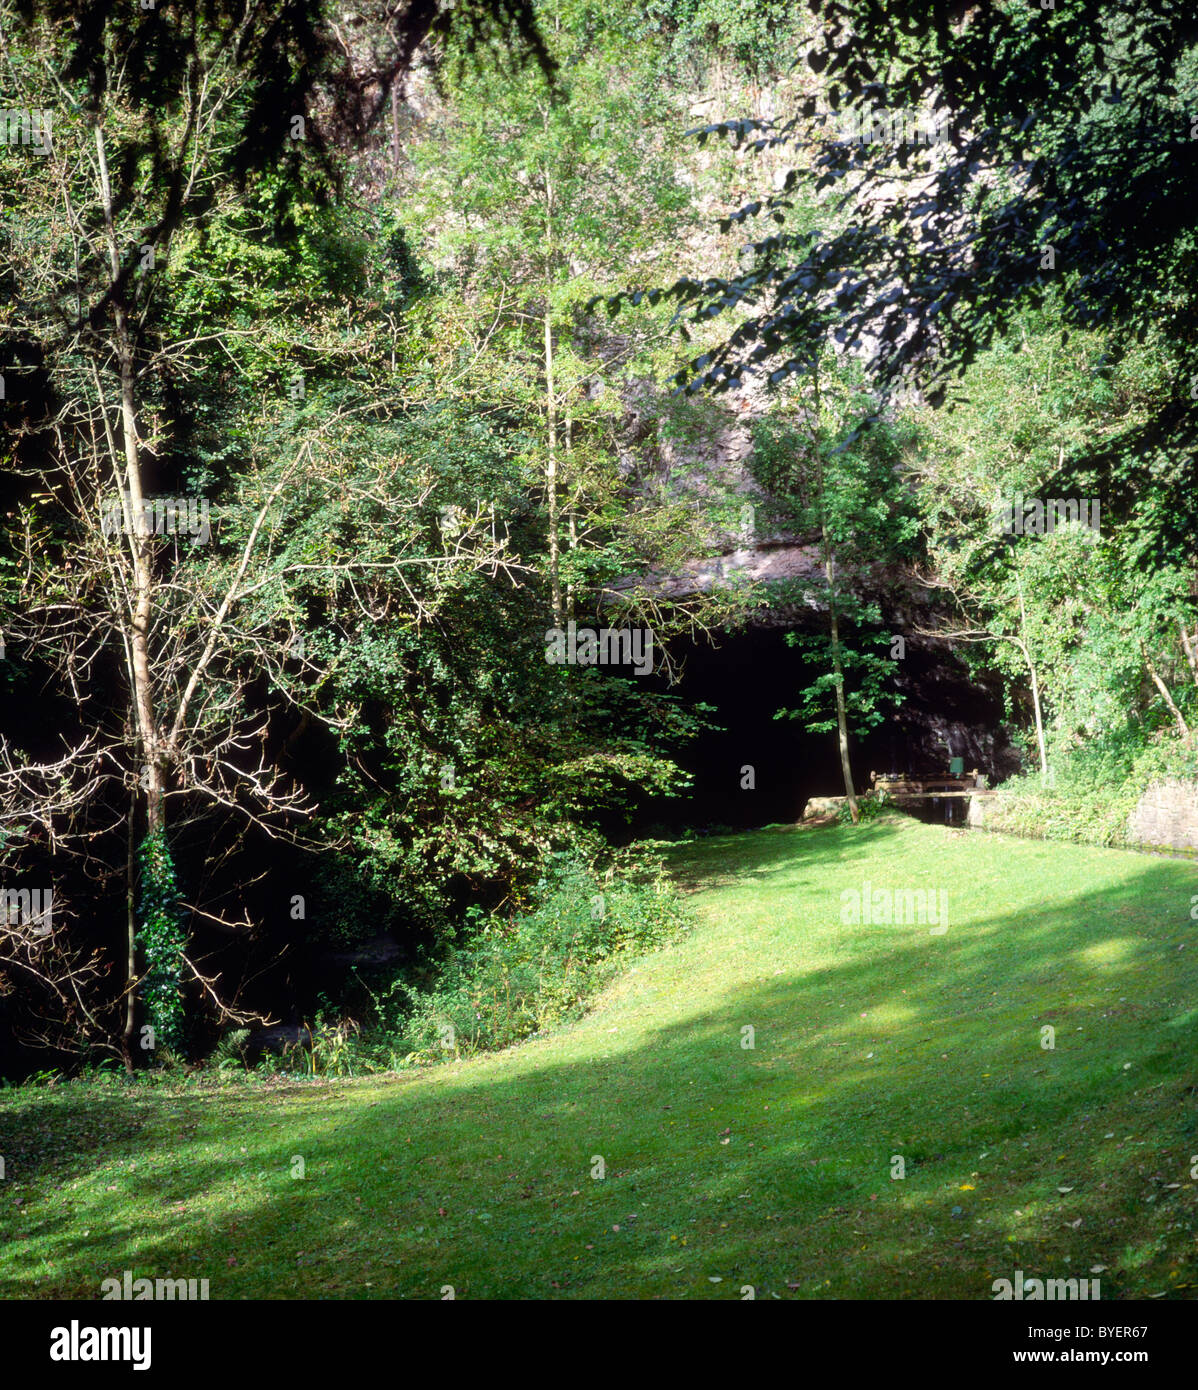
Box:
[664, 817, 909, 893]
[6, 826, 1198, 1300]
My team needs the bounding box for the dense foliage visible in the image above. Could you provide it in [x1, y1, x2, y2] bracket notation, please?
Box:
[1, 0, 1195, 1077]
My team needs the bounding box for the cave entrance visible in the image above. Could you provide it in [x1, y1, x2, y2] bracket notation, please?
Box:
[634, 628, 907, 833]
[632, 626, 1014, 835]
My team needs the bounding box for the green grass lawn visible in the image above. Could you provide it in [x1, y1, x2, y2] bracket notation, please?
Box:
[4, 816, 1198, 1299]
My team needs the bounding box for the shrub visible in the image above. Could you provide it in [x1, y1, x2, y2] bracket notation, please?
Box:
[979, 729, 1197, 847]
[836, 791, 890, 825]
[210, 1029, 251, 1071]
[399, 849, 688, 1060]
[200, 847, 689, 1076]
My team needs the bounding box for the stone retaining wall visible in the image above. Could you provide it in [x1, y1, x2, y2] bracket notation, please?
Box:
[965, 779, 1198, 854]
[1125, 779, 1198, 852]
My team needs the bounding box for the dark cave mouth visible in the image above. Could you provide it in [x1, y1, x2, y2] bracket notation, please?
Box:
[631, 627, 1019, 834]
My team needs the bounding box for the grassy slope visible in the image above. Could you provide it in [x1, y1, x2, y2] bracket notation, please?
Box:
[3, 817, 1197, 1300]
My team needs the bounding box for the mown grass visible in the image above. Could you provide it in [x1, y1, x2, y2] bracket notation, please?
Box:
[3, 816, 1197, 1299]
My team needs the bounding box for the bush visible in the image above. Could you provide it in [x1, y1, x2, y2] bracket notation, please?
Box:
[199, 847, 690, 1076]
[836, 791, 891, 825]
[979, 729, 1197, 847]
[399, 848, 688, 1060]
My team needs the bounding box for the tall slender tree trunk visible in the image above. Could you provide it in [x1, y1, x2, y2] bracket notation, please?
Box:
[1027, 656, 1049, 781]
[564, 411, 576, 621]
[542, 161, 563, 628]
[811, 366, 858, 822]
[123, 799, 138, 1073]
[97, 125, 164, 1068]
[96, 125, 164, 835]
[544, 298, 563, 627]
[1014, 568, 1049, 780]
[824, 526, 859, 823]
[538, 142, 566, 629]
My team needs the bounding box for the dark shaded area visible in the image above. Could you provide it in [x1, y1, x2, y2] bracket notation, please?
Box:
[634, 627, 1018, 833]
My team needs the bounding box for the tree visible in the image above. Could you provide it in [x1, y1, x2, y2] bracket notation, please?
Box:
[0, 0, 541, 1062]
[909, 312, 1197, 776]
[753, 363, 918, 820]
[400, 6, 728, 639]
[632, 0, 1198, 577]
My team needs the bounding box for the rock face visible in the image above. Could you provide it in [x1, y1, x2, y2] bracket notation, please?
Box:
[609, 362, 1027, 790]
[637, 541, 824, 601]
[1126, 780, 1198, 852]
[803, 795, 846, 818]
